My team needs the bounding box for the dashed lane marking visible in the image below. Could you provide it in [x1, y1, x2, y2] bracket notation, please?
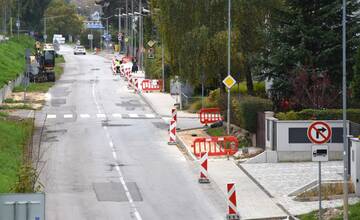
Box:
[96, 113, 106, 118]
[64, 114, 73, 119]
[80, 114, 90, 118]
[112, 113, 122, 118]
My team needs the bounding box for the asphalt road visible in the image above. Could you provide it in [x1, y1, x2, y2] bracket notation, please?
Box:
[39, 46, 225, 220]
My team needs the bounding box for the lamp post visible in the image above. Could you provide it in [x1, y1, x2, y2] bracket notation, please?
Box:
[342, 0, 349, 219]
[227, 0, 231, 135]
[117, 8, 122, 53]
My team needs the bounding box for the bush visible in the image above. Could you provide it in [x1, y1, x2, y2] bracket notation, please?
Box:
[233, 96, 273, 133]
[231, 81, 266, 97]
[275, 109, 360, 124]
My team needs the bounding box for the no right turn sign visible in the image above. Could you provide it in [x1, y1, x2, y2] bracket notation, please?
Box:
[307, 121, 332, 144]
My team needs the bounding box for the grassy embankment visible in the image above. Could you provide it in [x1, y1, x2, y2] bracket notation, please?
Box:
[0, 112, 33, 193]
[0, 36, 34, 88]
[14, 55, 65, 93]
[299, 202, 360, 220]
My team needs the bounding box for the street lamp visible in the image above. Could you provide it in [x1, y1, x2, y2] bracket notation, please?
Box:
[342, 0, 349, 219]
[227, 0, 231, 135]
[115, 8, 123, 53]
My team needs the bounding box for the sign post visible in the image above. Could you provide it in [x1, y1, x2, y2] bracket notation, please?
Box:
[223, 75, 236, 135]
[308, 121, 332, 220]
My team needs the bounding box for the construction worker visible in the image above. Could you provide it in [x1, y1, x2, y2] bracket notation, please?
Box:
[114, 58, 122, 75]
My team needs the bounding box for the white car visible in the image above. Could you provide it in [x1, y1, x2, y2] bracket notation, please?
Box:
[74, 46, 86, 55]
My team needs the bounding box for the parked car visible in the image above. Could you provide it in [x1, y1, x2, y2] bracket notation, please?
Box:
[74, 46, 86, 55]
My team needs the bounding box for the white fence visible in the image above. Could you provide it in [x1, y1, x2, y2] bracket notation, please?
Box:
[265, 111, 348, 162]
[0, 74, 24, 103]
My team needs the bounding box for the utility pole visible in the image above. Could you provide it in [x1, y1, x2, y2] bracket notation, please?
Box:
[131, 0, 134, 57]
[118, 8, 121, 53]
[125, 0, 128, 55]
[162, 43, 165, 92]
[44, 18, 46, 43]
[138, 0, 143, 69]
[227, 0, 231, 135]
[342, 0, 349, 219]
[2, 3, 7, 35]
[16, 0, 20, 39]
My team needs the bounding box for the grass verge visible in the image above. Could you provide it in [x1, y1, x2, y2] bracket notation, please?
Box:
[0, 36, 34, 88]
[206, 127, 226, 136]
[13, 55, 65, 93]
[299, 202, 360, 220]
[0, 114, 33, 193]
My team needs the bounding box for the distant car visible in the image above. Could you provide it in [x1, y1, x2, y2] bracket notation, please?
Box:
[74, 46, 86, 55]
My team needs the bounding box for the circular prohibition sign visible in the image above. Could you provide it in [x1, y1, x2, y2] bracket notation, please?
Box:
[307, 121, 332, 144]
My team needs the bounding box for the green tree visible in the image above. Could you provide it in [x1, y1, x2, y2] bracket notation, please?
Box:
[44, 0, 84, 40]
[351, 47, 360, 104]
[263, 0, 360, 109]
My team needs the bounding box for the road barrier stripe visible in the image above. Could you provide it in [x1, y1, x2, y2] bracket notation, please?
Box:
[226, 183, 240, 220]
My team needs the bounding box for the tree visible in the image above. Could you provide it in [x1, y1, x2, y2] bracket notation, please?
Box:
[351, 47, 360, 105]
[263, 0, 360, 109]
[44, 0, 84, 40]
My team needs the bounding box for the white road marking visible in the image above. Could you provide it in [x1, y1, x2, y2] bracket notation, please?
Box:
[64, 114, 73, 119]
[47, 114, 56, 119]
[112, 113, 122, 118]
[102, 125, 142, 220]
[80, 114, 90, 118]
[145, 114, 156, 118]
[96, 113, 106, 118]
[128, 113, 139, 118]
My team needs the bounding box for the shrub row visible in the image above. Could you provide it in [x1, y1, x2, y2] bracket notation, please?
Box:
[276, 109, 360, 124]
[232, 96, 273, 133]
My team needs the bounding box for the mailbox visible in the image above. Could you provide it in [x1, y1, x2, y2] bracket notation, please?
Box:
[312, 145, 329, 162]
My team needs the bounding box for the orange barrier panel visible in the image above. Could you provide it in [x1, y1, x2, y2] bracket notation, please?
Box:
[199, 108, 223, 125]
[141, 79, 163, 92]
[191, 136, 238, 158]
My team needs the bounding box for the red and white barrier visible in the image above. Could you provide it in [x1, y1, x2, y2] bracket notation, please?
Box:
[198, 152, 210, 183]
[171, 108, 177, 126]
[168, 119, 176, 145]
[141, 79, 163, 92]
[226, 183, 240, 220]
[134, 78, 139, 93]
[199, 108, 223, 126]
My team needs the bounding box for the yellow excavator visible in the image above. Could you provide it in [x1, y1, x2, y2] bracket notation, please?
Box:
[29, 41, 56, 82]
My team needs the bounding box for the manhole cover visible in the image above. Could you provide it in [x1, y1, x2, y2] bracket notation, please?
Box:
[57, 80, 76, 84]
[102, 122, 132, 127]
[45, 129, 67, 134]
[93, 182, 142, 202]
[51, 98, 66, 107]
[152, 122, 168, 130]
[91, 68, 101, 71]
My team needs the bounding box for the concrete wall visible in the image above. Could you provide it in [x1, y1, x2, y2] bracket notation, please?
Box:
[0, 74, 24, 104]
[265, 112, 348, 162]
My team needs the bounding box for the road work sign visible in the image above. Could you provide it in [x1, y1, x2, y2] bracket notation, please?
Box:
[223, 75, 236, 89]
[307, 121, 332, 145]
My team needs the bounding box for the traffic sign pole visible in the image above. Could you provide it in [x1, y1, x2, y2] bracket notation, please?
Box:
[319, 160, 322, 220]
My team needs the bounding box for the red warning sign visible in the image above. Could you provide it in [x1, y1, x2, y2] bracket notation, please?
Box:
[307, 121, 332, 145]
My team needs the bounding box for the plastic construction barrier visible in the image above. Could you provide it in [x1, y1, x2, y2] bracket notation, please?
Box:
[191, 136, 239, 158]
[199, 108, 223, 125]
[141, 79, 163, 92]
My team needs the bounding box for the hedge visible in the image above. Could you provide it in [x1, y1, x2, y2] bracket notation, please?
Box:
[233, 96, 273, 133]
[276, 109, 360, 124]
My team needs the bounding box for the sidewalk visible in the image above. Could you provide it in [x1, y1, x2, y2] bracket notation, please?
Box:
[209, 159, 287, 219]
[176, 132, 288, 220]
[140, 92, 203, 130]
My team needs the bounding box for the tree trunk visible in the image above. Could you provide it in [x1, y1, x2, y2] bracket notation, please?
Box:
[245, 63, 254, 95]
